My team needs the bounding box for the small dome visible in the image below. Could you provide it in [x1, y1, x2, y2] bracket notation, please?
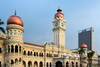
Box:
[80, 44, 87, 48]
[54, 8, 64, 18]
[7, 11, 23, 27]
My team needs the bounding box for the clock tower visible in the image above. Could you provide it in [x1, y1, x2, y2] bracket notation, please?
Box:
[52, 8, 66, 48]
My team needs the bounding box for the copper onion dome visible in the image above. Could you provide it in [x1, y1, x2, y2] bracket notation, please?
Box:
[7, 10, 23, 27]
[54, 8, 64, 18]
[80, 44, 88, 48]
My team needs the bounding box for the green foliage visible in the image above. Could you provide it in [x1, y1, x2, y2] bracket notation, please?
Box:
[0, 19, 5, 33]
[87, 51, 95, 58]
[78, 47, 85, 54]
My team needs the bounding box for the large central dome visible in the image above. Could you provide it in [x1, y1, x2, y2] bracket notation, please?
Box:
[7, 12, 23, 27]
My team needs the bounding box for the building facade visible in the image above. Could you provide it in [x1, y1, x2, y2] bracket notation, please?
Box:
[78, 27, 94, 50]
[0, 8, 98, 67]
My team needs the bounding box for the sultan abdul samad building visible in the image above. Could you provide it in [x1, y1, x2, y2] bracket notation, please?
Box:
[0, 8, 98, 67]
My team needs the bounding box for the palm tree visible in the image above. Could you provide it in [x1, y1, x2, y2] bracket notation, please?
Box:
[87, 51, 95, 67]
[78, 48, 85, 67]
[0, 19, 5, 33]
[78, 48, 85, 54]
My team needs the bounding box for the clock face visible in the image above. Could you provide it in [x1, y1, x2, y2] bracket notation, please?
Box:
[62, 23, 64, 27]
[55, 23, 58, 26]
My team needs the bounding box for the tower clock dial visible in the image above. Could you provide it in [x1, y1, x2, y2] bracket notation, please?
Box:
[61, 23, 64, 27]
[55, 23, 58, 26]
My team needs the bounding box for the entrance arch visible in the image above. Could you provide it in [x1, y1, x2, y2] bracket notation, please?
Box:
[34, 61, 38, 67]
[56, 61, 62, 67]
[28, 61, 32, 67]
[76, 62, 78, 67]
[39, 61, 43, 67]
[71, 62, 74, 67]
[66, 62, 69, 67]
[23, 61, 26, 67]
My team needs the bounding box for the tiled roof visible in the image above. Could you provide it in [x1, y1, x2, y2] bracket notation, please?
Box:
[0, 37, 44, 47]
[72, 52, 79, 54]
[0, 37, 6, 40]
[24, 42, 44, 47]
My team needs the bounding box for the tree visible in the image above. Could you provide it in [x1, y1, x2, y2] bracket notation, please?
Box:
[0, 19, 5, 33]
[78, 48, 85, 54]
[78, 48, 85, 67]
[87, 51, 95, 67]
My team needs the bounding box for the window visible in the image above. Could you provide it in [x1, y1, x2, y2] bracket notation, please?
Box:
[8, 45, 10, 53]
[14, 30, 16, 35]
[28, 51, 30, 56]
[15, 45, 18, 53]
[11, 60, 14, 64]
[11, 45, 14, 52]
[23, 51, 26, 55]
[10, 30, 12, 35]
[0, 62, 1, 67]
[34, 52, 38, 56]
[0, 48, 2, 53]
[19, 46, 21, 53]
[19, 58, 21, 62]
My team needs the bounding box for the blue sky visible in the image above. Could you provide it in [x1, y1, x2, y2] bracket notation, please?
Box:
[0, 0, 100, 54]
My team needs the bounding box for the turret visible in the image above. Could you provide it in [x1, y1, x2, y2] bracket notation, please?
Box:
[80, 44, 88, 67]
[4, 11, 24, 67]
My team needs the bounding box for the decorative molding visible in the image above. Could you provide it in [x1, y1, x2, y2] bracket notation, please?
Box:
[6, 24, 24, 32]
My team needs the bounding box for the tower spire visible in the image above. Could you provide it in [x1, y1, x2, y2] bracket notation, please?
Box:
[14, 10, 16, 15]
[57, 6, 62, 12]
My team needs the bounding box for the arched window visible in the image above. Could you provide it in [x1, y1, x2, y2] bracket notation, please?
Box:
[72, 62, 74, 67]
[30, 51, 32, 56]
[28, 51, 30, 56]
[19, 58, 21, 62]
[11, 45, 14, 53]
[8, 45, 10, 53]
[19, 46, 21, 53]
[56, 61, 62, 67]
[47, 62, 48, 67]
[34, 61, 38, 67]
[76, 62, 78, 67]
[39, 61, 43, 67]
[42, 53, 43, 57]
[11, 60, 14, 64]
[15, 59, 18, 64]
[23, 61, 26, 67]
[39, 53, 41, 56]
[47, 53, 48, 57]
[14, 30, 16, 35]
[34, 52, 38, 56]
[0, 48, 2, 53]
[0, 61, 1, 67]
[66, 62, 69, 67]
[10, 30, 12, 35]
[23, 51, 26, 55]
[15, 45, 18, 53]
[28, 61, 32, 67]
[50, 62, 51, 67]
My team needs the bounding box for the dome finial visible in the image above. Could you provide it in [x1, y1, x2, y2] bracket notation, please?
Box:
[57, 6, 62, 12]
[14, 10, 16, 15]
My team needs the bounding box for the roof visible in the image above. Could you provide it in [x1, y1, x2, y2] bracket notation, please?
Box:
[0, 37, 44, 47]
[0, 37, 6, 40]
[72, 52, 79, 54]
[24, 42, 44, 47]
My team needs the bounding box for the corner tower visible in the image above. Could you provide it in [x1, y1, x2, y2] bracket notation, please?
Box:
[4, 11, 24, 67]
[52, 8, 66, 48]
